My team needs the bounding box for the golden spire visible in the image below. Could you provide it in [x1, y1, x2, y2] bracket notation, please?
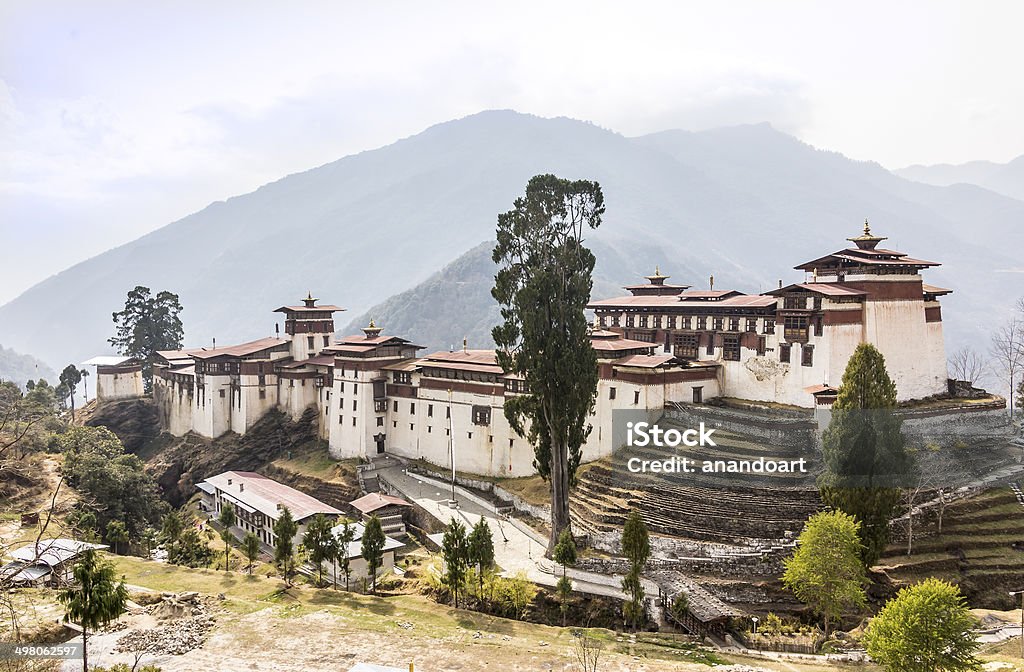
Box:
[463, 337, 468, 353]
[863, 218, 871, 236]
[368, 318, 376, 328]
[655, 265, 661, 276]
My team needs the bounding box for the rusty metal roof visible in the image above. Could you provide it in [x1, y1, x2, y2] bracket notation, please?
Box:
[190, 337, 288, 359]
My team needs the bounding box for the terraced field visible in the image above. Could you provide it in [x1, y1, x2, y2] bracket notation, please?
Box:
[571, 421, 822, 550]
[877, 487, 1024, 608]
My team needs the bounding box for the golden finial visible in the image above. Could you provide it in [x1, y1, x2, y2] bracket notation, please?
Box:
[463, 337, 468, 353]
[709, 274, 715, 291]
[368, 318, 376, 328]
[655, 265, 661, 276]
[863, 218, 871, 236]
[307, 290, 313, 300]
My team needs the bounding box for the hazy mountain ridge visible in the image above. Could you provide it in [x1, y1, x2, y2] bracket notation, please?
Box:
[896, 155, 1024, 201]
[0, 344, 56, 387]
[2, 111, 1022, 369]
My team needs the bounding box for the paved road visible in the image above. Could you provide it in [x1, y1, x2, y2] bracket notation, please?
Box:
[375, 463, 640, 600]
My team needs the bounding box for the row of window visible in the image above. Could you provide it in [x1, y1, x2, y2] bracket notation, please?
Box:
[605, 314, 776, 334]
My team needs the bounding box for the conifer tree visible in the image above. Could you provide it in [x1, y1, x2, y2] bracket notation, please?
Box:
[620, 510, 650, 630]
[361, 516, 386, 594]
[820, 343, 913, 565]
[302, 513, 335, 587]
[336, 520, 355, 591]
[272, 506, 298, 586]
[441, 519, 469, 608]
[492, 174, 604, 552]
[58, 549, 129, 672]
[242, 532, 260, 575]
[553, 528, 577, 626]
[218, 503, 236, 572]
[109, 286, 184, 391]
[466, 519, 495, 599]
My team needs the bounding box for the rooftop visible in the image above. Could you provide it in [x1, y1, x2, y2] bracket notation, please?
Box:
[201, 471, 342, 521]
[350, 492, 413, 515]
[190, 337, 288, 360]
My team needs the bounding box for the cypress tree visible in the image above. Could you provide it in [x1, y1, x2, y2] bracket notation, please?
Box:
[819, 343, 914, 566]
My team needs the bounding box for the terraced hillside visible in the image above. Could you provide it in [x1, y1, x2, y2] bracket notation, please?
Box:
[570, 420, 822, 551]
[877, 487, 1024, 608]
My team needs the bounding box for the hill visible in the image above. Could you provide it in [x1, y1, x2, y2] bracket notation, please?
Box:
[0, 344, 55, 387]
[2, 111, 1022, 365]
[896, 155, 1024, 201]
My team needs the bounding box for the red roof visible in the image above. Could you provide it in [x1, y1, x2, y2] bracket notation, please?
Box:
[190, 337, 288, 359]
[350, 493, 412, 515]
[767, 283, 867, 298]
[795, 248, 939, 271]
[273, 305, 344, 313]
[922, 284, 953, 296]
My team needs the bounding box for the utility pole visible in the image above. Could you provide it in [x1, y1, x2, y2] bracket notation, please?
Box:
[1012, 590, 1024, 660]
[447, 388, 458, 508]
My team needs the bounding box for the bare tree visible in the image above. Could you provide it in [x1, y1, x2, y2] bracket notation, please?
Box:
[902, 445, 959, 555]
[990, 316, 1024, 418]
[948, 346, 989, 388]
[571, 628, 603, 672]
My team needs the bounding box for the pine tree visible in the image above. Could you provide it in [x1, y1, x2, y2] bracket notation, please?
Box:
[105, 520, 128, 555]
[242, 532, 261, 575]
[336, 520, 355, 591]
[218, 503, 236, 572]
[491, 174, 604, 553]
[620, 510, 650, 631]
[466, 519, 495, 599]
[361, 516, 386, 594]
[865, 578, 980, 672]
[58, 549, 129, 671]
[820, 343, 913, 565]
[108, 286, 184, 391]
[272, 506, 298, 586]
[782, 510, 867, 638]
[553, 528, 577, 626]
[302, 513, 335, 587]
[441, 519, 469, 608]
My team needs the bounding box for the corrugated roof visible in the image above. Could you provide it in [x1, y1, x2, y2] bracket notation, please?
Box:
[350, 493, 413, 514]
[613, 354, 676, 368]
[10, 539, 108, 567]
[768, 283, 867, 298]
[590, 338, 655, 351]
[190, 337, 288, 359]
[202, 471, 342, 521]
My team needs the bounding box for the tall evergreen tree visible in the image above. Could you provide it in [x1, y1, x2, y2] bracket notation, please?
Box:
[108, 286, 184, 392]
[466, 518, 495, 599]
[819, 343, 913, 565]
[441, 519, 469, 608]
[336, 520, 355, 591]
[218, 503, 236, 572]
[242, 532, 261, 575]
[620, 510, 650, 631]
[59, 364, 83, 420]
[58, 549, 129, 672]
[105, 520, 129, 555]
[782, 510, 867, 638]
[272, 506, 298, 586]
[492, 174, 604, 552]
[553, 528, 577, 626]
[302, 513, 335, 587]
[361, 516, 386, 594]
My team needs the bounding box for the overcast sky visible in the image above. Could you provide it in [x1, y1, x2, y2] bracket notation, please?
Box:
[1, 1, 1022, 306]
